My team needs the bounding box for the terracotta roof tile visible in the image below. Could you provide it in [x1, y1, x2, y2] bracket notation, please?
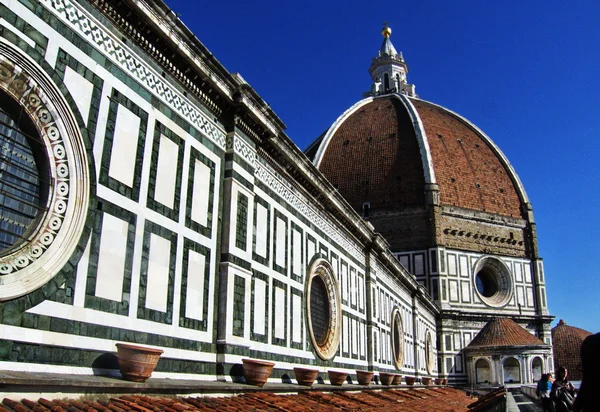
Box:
[411, 99, 522, 218]
[318, 97, 426, 212]
[551, 319, 593, 380]
[466, 318, 547, 349]
[315, 96, 524, 221]
[3, 388, 475, 412]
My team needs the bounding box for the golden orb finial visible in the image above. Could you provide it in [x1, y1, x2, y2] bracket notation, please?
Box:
[382, 22, 392, 38]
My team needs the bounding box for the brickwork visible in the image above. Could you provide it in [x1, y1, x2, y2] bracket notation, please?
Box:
[551, 319, 592, 381]
[411, 99, 523, 218]
[319, 97, 426, 213]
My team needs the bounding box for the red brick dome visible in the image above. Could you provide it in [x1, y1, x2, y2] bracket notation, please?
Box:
[552, 319, 593, 381]
[309, 94, 528, 219]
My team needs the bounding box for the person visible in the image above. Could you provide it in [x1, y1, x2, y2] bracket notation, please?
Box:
[573, 333, 600, 412]
[536, 373, 553, 412]
[551, 366, 576, 412]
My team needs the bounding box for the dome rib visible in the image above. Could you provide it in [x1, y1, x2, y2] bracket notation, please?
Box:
[410, 98, 527, 218]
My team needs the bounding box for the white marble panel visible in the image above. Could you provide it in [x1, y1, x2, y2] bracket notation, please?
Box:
[109, 105, 140, 187]
[448, 254, 457, 276]
[449, 280, 459, 302]
[253, 278, 266, 335]
[517, 286, 525, 307]
[191, 159, 211, 226]
[307, 239, 316, 263]
[145, 234, 171, 312]
[464, 332, 472, 348]
[350, 269, 355, 305]
[255, 203, 268, 257]
[352, 319, 358, 354]
[95, 214, 128, 302]
[64, 66, 93, 123]
[292, 229, 301, 276]
[399, 255, 410, 272]
[360, 322, 366, 357]
[524, 264, 533, 283]
[515, 263, 523, 282]
[341, 264, 348, 301]
[459, 256, 469, 277]
[454, 333, 462, 350]
[275, 217, 286, 267]
[274, 286, 285, 339]
[292, 294, 302, 343]
[185, 249, 205, 321]
[154, 134, 179, 208]
[414, 254, 424, 275]
[343, 315, 349, 352]
[358, 275, 364, 310]
[526, 287, 534, 307]
[461, 281, 471, 303]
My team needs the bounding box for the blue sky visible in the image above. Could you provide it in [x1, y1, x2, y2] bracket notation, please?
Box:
[165, 0, 600, 333]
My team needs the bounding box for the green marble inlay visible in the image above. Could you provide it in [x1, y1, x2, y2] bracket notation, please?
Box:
[146, 121, 185, 222]
[99, 89, 148, 202]
[232, 275, 245, 337]
[235, 192, 248, 251]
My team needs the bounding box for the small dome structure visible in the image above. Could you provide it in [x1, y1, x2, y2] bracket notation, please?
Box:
[464, 318, 552, 386]
[552, 319, 593, 381]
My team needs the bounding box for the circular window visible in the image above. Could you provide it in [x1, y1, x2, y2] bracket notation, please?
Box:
[473, 256, 513, 307]
[391, 308, 404, 370]
[0, 89, 50, 253]
[0, 45, 91, 301]
[306, 258, 341, 360]
[425, 330, 435, 374]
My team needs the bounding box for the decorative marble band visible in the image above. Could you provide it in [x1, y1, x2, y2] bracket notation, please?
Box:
[43, 0, 226, 148]
[255, 158, 365, 261]
[0, 39, 90, 301]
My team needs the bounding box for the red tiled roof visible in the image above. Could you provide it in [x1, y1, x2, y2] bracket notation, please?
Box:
[318, 97, 426, 212]
[551, 319, 593, 381]
[410, 99, 523, 218]
[466, 318, 547, 349]
[315, 96, 524, 221]
[2, 388, 475, 412]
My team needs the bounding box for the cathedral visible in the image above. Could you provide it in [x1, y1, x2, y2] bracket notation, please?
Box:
[0, 0, 552, 387]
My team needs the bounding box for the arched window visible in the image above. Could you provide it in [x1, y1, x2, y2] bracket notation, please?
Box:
[475, 358, 491, 384]
[531, 357, 544, 381]
[384, 73, 390, 91]
[0, 89, 49, 253]
[306, 259, 342, 360]
[503, 357, 521, 383]
[396, 73, 401, 90]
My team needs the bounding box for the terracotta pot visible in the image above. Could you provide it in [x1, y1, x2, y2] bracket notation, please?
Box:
[405, 376, 417, 385]
[422, 377, 432, 385]
[442, 378, 448, 385]
[434, 378, 443, 385]
[116, 343, 163, 382]
[242, 358, 275, 387]
[294, 367, 319, 387]
[379, 372, 395, 385]
[328, 370, 348, 386]
[356, 370, 374, 386]
[392, 374, 402, 385]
